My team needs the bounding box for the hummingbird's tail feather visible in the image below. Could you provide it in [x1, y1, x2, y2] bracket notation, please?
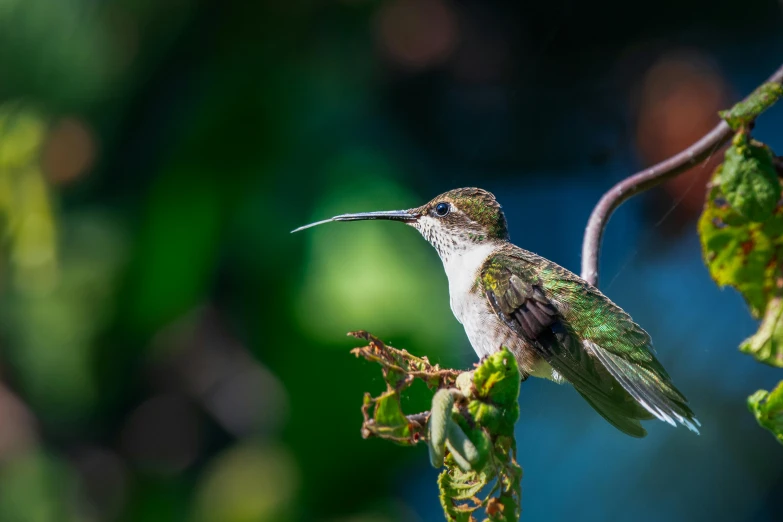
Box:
[575, 390, 648, 438]
[587, 341, 701, 434]
[535, 327, 656, 437]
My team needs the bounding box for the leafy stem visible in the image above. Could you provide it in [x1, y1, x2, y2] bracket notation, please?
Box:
[350, 331, 522, 521]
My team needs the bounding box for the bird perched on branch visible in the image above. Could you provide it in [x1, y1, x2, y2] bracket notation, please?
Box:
[293, 187, 699, 437]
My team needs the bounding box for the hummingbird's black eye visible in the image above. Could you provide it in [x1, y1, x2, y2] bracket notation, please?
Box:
[434, 202, 450, 217]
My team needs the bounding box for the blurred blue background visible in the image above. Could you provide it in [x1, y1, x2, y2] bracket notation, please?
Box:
[0, 0, 782, 521]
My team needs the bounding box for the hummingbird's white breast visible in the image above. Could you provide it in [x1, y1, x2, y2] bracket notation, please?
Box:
[432, 233, 560, 380]
[441, 241, 496, 322]
[440, 240, 511, 360]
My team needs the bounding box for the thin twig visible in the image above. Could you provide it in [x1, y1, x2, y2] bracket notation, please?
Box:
[581, 63, 783, 287]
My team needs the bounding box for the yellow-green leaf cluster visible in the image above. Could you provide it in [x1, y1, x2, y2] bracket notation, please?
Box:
[698, 120, 783, 370]
[703, 82, 783, 436]
[698, 182, 783, 319]
[699, 177, 783, 368]
[0, 103, 58, 293]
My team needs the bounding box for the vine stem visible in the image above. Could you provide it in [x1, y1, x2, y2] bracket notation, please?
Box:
[580, 63, 783, 287]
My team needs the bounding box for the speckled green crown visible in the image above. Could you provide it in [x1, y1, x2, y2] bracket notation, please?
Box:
[440, 187, 509, 240]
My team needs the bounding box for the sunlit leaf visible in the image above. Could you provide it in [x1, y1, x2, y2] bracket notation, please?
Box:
[740, 294, 783, 367]
[469, 348, 520, 436]
[0, 103, 58, 292]
[0, 105, 47, 167]
[714, 133, 779, 222]
[371, 390, 411, 441]
[698, 183, 783, 318]
[747, 381, 783, 445]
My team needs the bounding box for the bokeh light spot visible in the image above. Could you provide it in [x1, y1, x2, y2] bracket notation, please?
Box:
[0, 383, 37, 460]
[635, 51, 730, 217]
[120, 394, 202, 474]
[191, 442, 299, 522]
[376, 0, 458, 69]
[43, 118, 96, 186]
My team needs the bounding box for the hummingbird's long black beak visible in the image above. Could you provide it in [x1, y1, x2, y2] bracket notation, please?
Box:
[291, 210, 418, 233]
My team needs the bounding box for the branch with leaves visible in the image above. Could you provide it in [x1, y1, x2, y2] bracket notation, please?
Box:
[579, 63, 783, 444]
[350, 331, 522, 522]
[581, 63, 783, 286]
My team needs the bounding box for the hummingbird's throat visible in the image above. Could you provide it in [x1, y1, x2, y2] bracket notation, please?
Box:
[413, 216, 494, 263]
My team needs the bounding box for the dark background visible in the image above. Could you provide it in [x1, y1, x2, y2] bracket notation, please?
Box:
[1, 1, 782, 521]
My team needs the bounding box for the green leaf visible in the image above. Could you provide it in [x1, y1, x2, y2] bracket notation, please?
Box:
[370, 389, 411, 441]
[740, 294, 783, 367]
[698, 182, 783, 318]
[470, 348, 520, 436]
[719, 82, 783, 131]
[472, 347, 520, 407]
[438, 464, 488, 522]
[716, 133, 780, 222]
[747, 381, 783, 444]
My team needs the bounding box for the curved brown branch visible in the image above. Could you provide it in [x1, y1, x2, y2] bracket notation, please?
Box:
[581, 63, 783, 287]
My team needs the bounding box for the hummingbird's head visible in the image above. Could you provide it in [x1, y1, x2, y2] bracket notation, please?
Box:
[292, 187, 508, 259]
[408, 188, 509, 258]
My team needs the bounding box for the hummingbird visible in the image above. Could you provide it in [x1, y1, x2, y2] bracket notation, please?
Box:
[293, 188, 699, 437]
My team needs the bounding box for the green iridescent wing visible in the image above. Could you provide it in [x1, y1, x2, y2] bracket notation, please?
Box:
[480, 248, 699, 436]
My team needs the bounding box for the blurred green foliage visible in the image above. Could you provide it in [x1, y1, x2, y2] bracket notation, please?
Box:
[0, 2, 467, 521]
[190, 441, 300, 522]
[0, 104, 57, 292]
[0, 0, 113, 107]
[0, 451, 83, 522]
